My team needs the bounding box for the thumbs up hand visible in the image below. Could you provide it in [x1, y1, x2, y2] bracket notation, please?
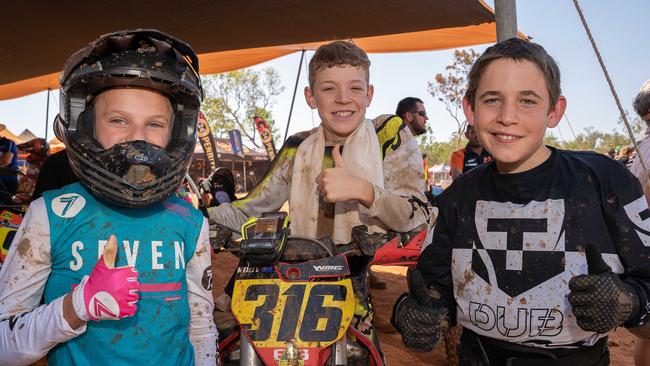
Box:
[315, 144, 375, 207]
[568, 243, 639, 333]
[71, 235, 140, 321]
[391, 269, 448, 352]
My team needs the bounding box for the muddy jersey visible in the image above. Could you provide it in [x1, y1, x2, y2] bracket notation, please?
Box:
[210, 114, 428, 238]
[42, 183, 202, 366]
[419, 148, 650, 348]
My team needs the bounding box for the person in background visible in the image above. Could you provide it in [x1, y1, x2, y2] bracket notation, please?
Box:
[449, 124, 492, 180]
[629, 79, 650, 366]
[200, 167, 237, 207]
[0, 132, 19, 195]
[607, 148, 616, 159]
[396, 97, 428, 137]
[617, 145, 634, 167]
[630, 79, 650, 184]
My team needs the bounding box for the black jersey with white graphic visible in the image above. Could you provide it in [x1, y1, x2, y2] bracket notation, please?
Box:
[419, 148, 650, 348]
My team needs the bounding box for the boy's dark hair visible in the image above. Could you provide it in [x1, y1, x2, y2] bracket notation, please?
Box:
[396, 97, 424, 119]
[633, 79, 650, 120]
[465, 38, 561, 111]
[309, 40, 370, 87]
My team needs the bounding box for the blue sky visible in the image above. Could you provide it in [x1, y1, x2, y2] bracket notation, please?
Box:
[1, 1, 648, 143]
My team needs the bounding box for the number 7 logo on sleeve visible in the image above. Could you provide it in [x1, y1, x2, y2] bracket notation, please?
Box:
[52, 193, 86, 218]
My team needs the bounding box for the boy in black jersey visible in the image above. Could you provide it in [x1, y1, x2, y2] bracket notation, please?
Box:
[391, 38, 650, 365]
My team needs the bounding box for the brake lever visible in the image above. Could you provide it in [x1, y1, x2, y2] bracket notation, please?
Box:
[348, 225, 394, 257]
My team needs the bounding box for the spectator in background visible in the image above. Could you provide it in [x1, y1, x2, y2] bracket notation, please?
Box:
[199, 167, 237, 207]
[397, 98, 430, 190]
[0, 132, 19, 195]
[607, 148, 616, 159]
[449, 124, 492, 180]
[396, 97, 428, 136]
[630, 79, 650, 184]
[617, 145, 634, 167]
[629, 78, 650, 366]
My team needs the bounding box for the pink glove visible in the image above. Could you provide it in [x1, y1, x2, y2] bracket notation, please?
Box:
[72, 235, 140, 321]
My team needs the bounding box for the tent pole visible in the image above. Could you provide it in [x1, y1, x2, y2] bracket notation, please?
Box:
[243, 160, 247, 192]
[45, 89, 51, 141]
[495, 0, 518, 42]
[284, 50, 306, 143]
[572, 0, 647, 172]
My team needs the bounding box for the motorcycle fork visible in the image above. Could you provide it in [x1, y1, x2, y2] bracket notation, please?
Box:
[331, 337, 348, 366]
[240, 335, 263, 366]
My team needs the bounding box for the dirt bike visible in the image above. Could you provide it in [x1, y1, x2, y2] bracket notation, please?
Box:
[217, 213, 426, 366]
[0, 203, 26, 270]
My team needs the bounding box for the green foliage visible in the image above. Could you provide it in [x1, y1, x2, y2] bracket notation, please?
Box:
[427, 49, 480, 148]
[202, 68, 285, 147]
[545, 127, 630, 153]
[617, 111, 646, 140]
[420, 132, 465, 166]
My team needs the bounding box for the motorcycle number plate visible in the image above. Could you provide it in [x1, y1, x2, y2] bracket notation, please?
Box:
[232, 278, 355, 349]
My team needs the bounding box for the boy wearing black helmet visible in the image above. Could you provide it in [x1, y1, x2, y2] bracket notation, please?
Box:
[200, 167, 237, 207]
[0, 30, 217, 365]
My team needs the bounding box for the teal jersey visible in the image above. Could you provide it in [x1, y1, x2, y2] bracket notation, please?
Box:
[42, 183, 203, 366]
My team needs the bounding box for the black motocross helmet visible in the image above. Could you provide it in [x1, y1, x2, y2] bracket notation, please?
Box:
[209, 167, 237, 202]
[54, 29, 203, 207]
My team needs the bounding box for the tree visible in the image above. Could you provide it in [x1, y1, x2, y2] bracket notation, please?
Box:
[420, 131, 463, 166]
[428, 49, 480, 148]
[201, 68, 285, 148]
[617, 111, 645, 140]
[544, 132, 561, 148]
[547, 127, 629, 153]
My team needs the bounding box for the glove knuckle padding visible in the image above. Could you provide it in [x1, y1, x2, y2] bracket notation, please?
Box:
[394, 297, 447, 352]
[569, 275, 592, 291]
[569, 272, 636, 333]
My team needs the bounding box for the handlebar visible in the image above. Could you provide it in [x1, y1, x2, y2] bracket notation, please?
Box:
[215, 224, 397, 263]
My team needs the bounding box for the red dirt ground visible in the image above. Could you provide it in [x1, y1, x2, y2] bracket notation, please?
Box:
[212, 252, 639, 366]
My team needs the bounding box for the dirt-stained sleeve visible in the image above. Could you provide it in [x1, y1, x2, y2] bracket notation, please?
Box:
[366, 115, 429, 232]
[186, 218, 218, 365]
[598, 160, 650, 328]
[208, 136, 299, 232]
[0, 198, 86, 365]
[417, 189, 457, 317]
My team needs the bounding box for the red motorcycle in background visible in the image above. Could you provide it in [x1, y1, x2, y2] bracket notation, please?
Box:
[0, 138, 48, 269]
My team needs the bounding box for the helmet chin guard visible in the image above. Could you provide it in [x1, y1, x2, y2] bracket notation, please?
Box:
[54, 29, 203, 207]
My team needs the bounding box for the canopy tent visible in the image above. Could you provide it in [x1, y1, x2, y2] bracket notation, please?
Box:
[193, 138, 268, 161]
[47, 137, 66, 153]
[0, 125, 25, 144]
[18, 129, 38, 142]
[0, 0, 524, 100]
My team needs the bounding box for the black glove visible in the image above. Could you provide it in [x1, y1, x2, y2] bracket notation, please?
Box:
[391, 269, 448, 352]
[209, 220, 234, 251]
[198, 178, 211, 194]
[569, 243, 640, 333]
